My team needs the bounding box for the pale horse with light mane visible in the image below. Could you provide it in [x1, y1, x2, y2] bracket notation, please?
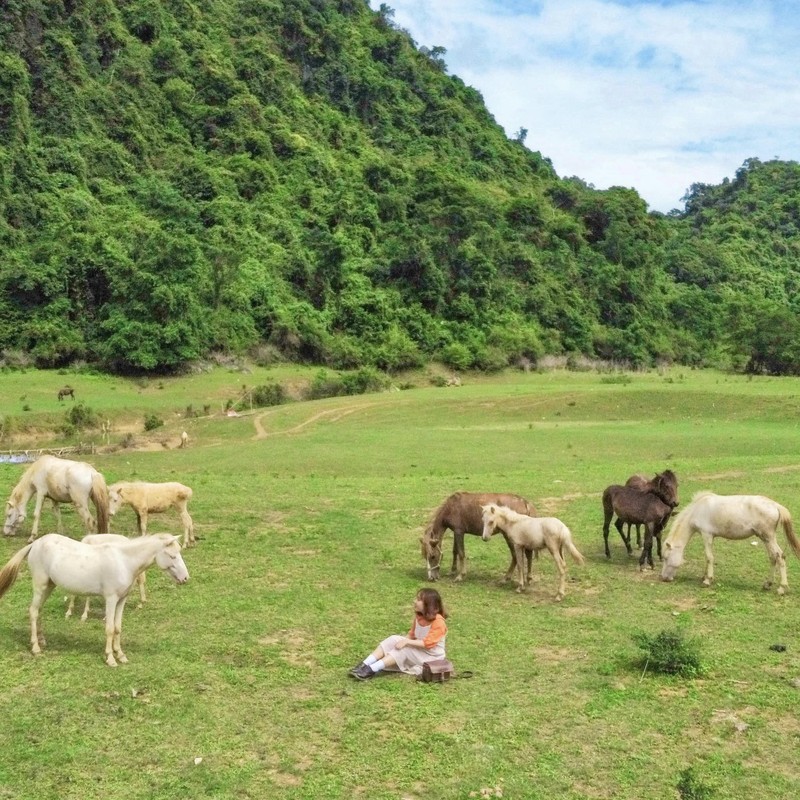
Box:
[0, 533, 188, 666]
[109, 481, 195, 547]
[3, 455, 110, 542]
[65, 533, 149, 622]
[482, 504, 585, 601]
[661, 491, 800, 594]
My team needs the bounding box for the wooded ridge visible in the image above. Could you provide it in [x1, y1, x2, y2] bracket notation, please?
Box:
[1, 1, 798, 373]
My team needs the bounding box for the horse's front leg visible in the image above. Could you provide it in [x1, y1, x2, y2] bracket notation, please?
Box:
[514, 545, 527, 592]
[51, 499, 63, 534]
[500, 532, 517, 582]
[639, 526, 654, 570]
[180, 510, 195, 547]
[28, 494, 47, 543]
[136, 572, 147, 607]
[452, 533, 466, 581]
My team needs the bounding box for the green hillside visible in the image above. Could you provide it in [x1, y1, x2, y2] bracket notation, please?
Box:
[1, 1, 798, 373]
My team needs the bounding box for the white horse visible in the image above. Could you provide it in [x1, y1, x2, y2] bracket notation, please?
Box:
[481, 504, 585, 601]
[65, 534, 149, 621]
[108, 481, 195, 547]
[3, 455, 110, 542]
[661, 491, 800, 594]
[0, 532, 189, 666]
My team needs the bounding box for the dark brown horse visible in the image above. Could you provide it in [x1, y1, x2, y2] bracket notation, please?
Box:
[57, 386, 75, 401]
[621, 470, 679, 547]
[603, 470, 679, 568]
[420, 491, 537, 582]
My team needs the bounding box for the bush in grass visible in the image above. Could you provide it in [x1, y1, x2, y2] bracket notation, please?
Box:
[249, 383, 287, 408]
[306, 368, 388, 400]
[677, 767, 715, 799]
[633, 628, 703, 677]
[144, 413, 164, 431]
[66, 402, 99, 430]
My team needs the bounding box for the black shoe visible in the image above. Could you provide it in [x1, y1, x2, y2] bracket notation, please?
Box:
[348, 662, 366, 676]
[352, 663, 376, 680]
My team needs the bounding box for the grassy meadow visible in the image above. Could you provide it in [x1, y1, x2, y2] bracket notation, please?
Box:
[1, 366, 800, 799]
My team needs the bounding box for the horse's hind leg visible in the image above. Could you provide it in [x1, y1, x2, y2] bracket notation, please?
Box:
[179, 508, 194, 547]
[104, 597, 124, 666]
[30, 580, 55, 654]
[453, 533, 467, 581]
[763, 538, 788, 595]
[615, 518, 633, 555]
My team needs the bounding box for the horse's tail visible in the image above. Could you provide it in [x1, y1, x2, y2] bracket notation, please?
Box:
[0, 543, 33, 599]
[91, 472, 110, 534]
[777, 504, 800, 559]
[562, 527, 586, 565]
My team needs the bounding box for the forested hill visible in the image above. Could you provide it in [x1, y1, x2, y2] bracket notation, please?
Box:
[1, 1, 799, 374]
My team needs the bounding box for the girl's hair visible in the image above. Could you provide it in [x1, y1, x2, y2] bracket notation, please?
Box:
[417, 588, 448, 620]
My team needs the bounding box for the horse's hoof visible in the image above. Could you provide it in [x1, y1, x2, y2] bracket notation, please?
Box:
[701, 579, 712, 587]
[777, 586, 786, 596]
[453, 576, 464, 583]
[118, 654, 128, 664]
[106, 657, 118, 667]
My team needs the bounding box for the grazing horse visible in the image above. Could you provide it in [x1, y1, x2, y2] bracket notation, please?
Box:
[661, 491, 800, 594]
[481, 504, 585, 601]
[420, 491, 537, 582]
[0, 532, 188, 666]
[65, 533, 149, 621]
[57, 386, 75, 401]
[622, 470, 679, 547]
[3, 455, 110, 542]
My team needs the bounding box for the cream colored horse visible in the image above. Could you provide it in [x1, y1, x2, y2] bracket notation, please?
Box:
[481, 504, 585, 601]
[3, 455, 110, 542]
[661, 491, 800, 594]
[0, 533, 188, 666]
[65, 533, 149, 621]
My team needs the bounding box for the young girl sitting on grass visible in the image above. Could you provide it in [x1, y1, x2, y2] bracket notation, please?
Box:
[350, 588, 448, 680]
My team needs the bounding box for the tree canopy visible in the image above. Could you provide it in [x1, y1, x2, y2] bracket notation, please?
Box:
[1, 1, 798, 373]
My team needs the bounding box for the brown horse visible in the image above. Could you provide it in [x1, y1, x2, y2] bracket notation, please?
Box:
[58, 386, 75, 401]
[420, 491, 537, 582]
[603, 477, 677, 568]
[621, 470, 679, 547]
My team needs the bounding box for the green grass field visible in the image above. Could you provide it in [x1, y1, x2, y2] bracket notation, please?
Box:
[1, 366, 800, 799]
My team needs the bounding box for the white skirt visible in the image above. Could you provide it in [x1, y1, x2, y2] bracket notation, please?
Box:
[379, 635, 446, 676]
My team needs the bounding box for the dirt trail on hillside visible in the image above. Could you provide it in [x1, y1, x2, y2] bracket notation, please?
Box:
[251, 403, 375, 440]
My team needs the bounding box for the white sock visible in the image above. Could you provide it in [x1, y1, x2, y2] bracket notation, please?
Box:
[364, 654, 377, 666]
[370, 659, 385, 673]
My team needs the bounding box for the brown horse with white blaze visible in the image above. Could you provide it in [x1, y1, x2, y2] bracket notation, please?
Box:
[420, 491, 537, 582]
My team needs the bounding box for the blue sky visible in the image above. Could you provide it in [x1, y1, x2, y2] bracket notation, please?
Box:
[369, 0, 800, 212]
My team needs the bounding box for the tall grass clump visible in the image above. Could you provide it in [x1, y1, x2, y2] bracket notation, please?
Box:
[677, 767, 715, 799]
[633, 627, 704, 677]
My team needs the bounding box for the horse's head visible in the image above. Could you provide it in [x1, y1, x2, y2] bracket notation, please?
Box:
[3, 501, 24, 536]
[653, 472, 679, 509]
[155, 535, 190, 584]
[420, 526, 442, 581]
[108, 488, 122, 516]
[660, 541, 684, 581]
[481, 504, 499, 541]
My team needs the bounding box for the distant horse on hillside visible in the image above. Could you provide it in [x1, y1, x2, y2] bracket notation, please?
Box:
[58, 386, 75, 401]
[3, 455, 110, 542]
[661, 491, 800, 594]
[420, 491, 537, 582]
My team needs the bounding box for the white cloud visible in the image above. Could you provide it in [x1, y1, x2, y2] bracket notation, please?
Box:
[370, 0, 800, 211]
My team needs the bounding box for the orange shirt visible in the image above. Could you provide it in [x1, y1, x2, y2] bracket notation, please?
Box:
[408, 613, 447, 649]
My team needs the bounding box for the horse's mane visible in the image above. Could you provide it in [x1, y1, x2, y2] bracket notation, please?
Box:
[664, 491, 716, 544]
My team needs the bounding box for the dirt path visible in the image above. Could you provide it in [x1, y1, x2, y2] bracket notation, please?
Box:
[251, 403, 375, 440]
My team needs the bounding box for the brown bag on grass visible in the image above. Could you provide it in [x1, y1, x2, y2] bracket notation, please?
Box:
[419, 658, 454, 683]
